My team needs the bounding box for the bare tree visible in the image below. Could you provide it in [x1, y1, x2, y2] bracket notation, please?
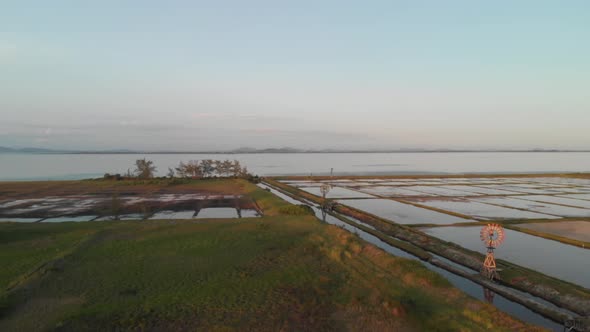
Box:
[200, 159, 216, 177]
[219, 159, 233, 177]
[167, 167, 175, 178]
[187, 160, 203, 178]
[239, 166, 250, 178]
[175, 160, 203, 178]
[231, 160, 242, 177]
[175, 161, 188, 178]
[134, 159, 156, 179]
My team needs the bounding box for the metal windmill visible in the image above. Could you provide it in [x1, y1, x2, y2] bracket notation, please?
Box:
[480, 223, 505, 280]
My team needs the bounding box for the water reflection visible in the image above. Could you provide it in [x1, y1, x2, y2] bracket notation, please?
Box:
[483, 287, 495, 304]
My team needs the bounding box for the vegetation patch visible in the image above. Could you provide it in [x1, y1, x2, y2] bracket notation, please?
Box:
[278, 204, 315, 216]
[0, 180, 542, 331]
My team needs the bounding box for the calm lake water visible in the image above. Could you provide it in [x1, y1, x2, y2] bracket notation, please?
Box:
[2, 152, 590, 180]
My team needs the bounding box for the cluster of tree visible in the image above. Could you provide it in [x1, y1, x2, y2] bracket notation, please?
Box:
[171, 159, 249, 179]
[103, 158, 252, 180]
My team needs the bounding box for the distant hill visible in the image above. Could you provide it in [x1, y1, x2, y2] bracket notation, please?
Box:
[0, 146, 132, 154]
[0, 146, 587, 154]
[230, 147, 303, 153]
[0, 146, 63, 153]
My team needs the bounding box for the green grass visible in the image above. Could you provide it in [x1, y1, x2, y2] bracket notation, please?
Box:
[0, 218, 541, 331]
[0, 222, 101, 291]
[0, 180, 543, 331]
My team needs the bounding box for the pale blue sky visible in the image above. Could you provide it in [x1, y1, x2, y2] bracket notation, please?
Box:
[1, 1, 589, 150]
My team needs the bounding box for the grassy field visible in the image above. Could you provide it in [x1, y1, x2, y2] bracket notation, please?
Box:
[0, 179, 542, 331]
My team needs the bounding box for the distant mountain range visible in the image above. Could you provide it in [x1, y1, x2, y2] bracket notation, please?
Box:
[0, 146, 63, 153]
[0, 147, 133, 154]
[1, 146, 588, 154]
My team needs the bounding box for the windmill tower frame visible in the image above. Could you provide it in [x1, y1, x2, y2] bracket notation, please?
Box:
[480, 224, 505, 280]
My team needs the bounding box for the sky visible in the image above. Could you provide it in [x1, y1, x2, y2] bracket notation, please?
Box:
[1, 1, 589, 151]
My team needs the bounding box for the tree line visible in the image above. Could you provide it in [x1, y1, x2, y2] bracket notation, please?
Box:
[170, 159, 249, 178]
[104, 158, 251, 180]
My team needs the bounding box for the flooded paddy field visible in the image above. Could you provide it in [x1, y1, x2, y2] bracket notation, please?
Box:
[560, 193, 590, 201]
[513, 221, 590, 243]
[408, 199, 560, 220]
[0, 194, 260, 221]
[400, 185, 478, 196]
[558, 187, 590, 194]
[498, 186, 565, 195]
[474, 197, 590, 217]
[336, 198, 473, 225]
[194, 207, 261, 218]
[149, 210, 197, 220]
[0, 180, 262, 222]
[439, 185, 520, 195]
[421, 226, 590, 289]
[297, 186, 375, 199]
[356, 186, 434, 197]
[278, 175, 590, 222]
